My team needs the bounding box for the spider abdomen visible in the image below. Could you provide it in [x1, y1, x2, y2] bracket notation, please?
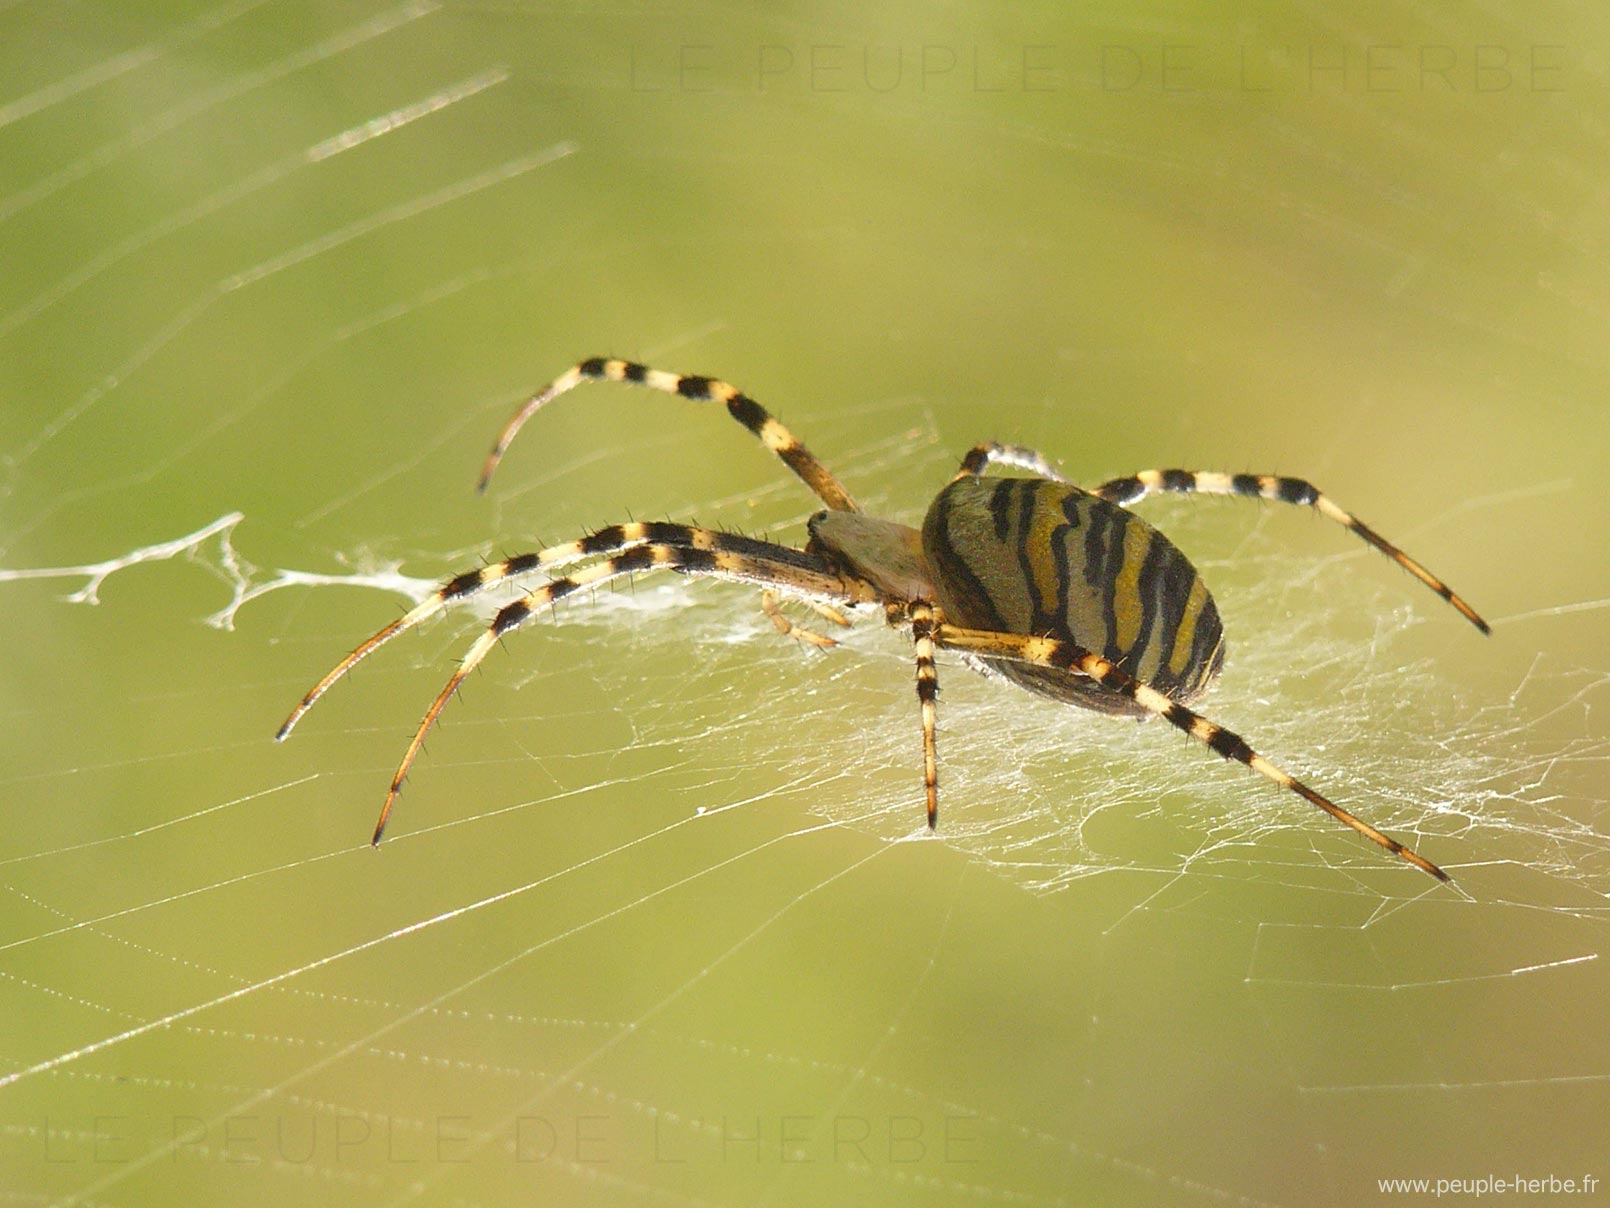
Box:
[921, 476, 1225, 716]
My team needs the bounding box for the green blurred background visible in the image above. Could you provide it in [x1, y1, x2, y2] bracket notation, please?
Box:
[3, 3, 1607, 1205]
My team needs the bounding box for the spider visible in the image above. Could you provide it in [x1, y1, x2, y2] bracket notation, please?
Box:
[278, 357, 1489, 881]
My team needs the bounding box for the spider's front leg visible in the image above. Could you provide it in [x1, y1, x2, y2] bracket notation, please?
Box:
[276, 521, 762, 741]
[931, 623, 1450, 881]
[479, 357, 859, 511]
[366, 539, 851, 844]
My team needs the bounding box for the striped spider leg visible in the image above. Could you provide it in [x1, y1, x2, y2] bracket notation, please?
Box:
[954, 442, 1070, 483]
[478, 357, 859, 511]
[477, 355, 865, 645]
[277, 521, 771, 742]
[369, 537, 854, 843]
[930, 622, 1449, 881]
[1090, 469, 1490, 633]
[280, 528, 856, 845]
[906, 601, 941, 826]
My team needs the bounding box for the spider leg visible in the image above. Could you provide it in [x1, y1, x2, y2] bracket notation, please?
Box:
[931, 623, 1450, 882]
[760, 589, 849, 649]
[953, 442, 1068, 482]
[479, 357, 859, 511]
[277, 522, 816, 740]
[806, 598, 853, 628]
[1088, 469, 1489, 634]
[905, 601, 942, 827]
[372, 541, 849, 844]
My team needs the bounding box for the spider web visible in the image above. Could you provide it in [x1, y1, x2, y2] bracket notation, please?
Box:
[2, 4, 1608, 1207]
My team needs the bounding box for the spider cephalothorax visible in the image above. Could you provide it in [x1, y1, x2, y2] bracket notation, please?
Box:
[280, 356, 1488, 881]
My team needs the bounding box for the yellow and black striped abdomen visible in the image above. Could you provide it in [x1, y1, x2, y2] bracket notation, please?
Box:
[921, 476, 1225, 717]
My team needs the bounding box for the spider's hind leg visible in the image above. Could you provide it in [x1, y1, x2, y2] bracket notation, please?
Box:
[931, 623, 1450, 882]
[1088, 468, 1489, 634]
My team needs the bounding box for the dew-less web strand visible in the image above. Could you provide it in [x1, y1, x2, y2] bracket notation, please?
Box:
[1089, 469, 1490, 635]
[477, 356, 859, 511]
[276, 521, 794, 741]
[933, 624, 1450, 881]
[371, 542, 850, 843]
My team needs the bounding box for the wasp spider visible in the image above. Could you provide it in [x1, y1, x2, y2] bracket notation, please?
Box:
[279, 358, 1489, 881]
